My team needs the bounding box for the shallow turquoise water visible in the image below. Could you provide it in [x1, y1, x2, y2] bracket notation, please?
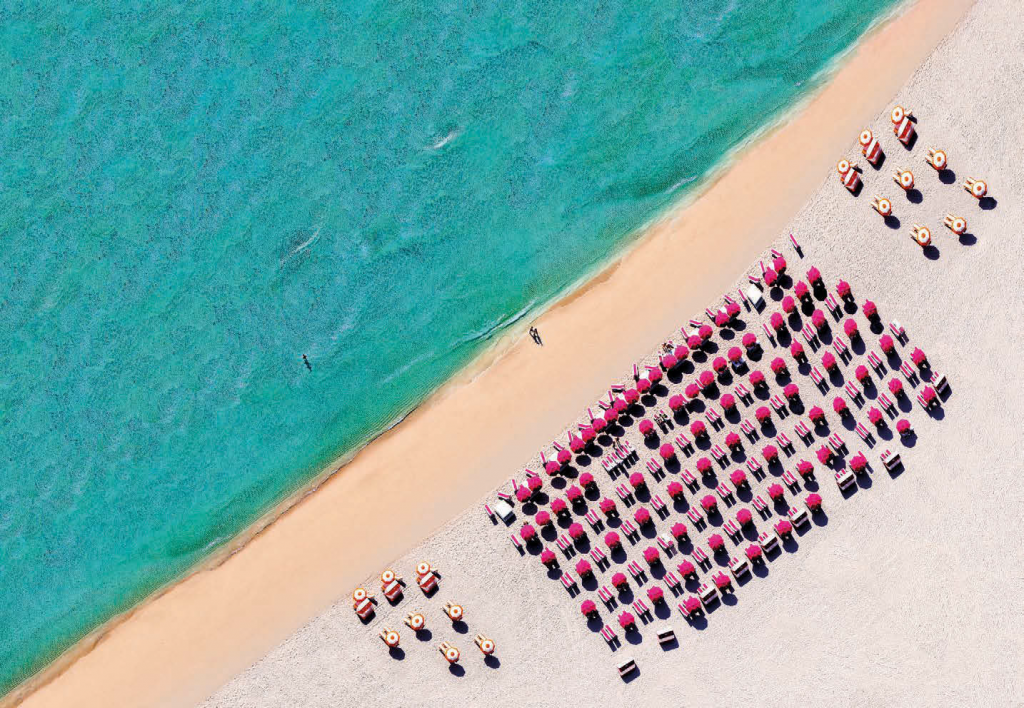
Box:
[0, 0, 900, 693]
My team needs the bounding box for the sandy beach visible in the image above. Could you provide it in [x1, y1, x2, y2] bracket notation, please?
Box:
[9, 0, 994, 706]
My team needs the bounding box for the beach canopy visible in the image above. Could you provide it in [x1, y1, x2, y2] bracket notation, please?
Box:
[822, 351, 837, 370]
[708, 534, 725, 551]
[576, 558, 593, 576]
[764, 268, 778, 286]
[568, 522, 585, 540]
[725, 432, 741, 448]
[701, 495, 717, 512]
[782, 295, 796, 314]
[661, 354, 678, 371]
[691, 421, 707, 438]
[545, 460, 561, 475]
[911, 347, 927, 366]
[636, 378, 652, 394]
[807, 266, 822, 284]
[750, 370, 766, 386]
[535, 511, 552, 527]
[844, 319, 859, 338]
[809, 405, 825, 423]
[775, 519, 793, 536]
[742, 332, 758, 349]
[677, 560, 696, 577]
[600, 497, 616, 514]
[612, 572, 628, 589]
[698, 324, 713, 341]
[727, 347, 743, 363]
[699, 370, 714, 388]
[790, 341, 805, 359]
[521, 524, 537, 541]
[730, 469, 747, 487]
[687, 334, 703, 349]
[551, 498, 568, 514]
[762, 444, 779, 462]
[837, 279, 851, 298]
[773, 255, 787, 273]
[736, 507, 753, 526]
[868, 407, 883, 425]
[634, 507, 652, 525]
[755, 406, 771, 423]
[806, 492, 823, 511]
[817, 446, 832, 464]
[669, 394, 686, 411]
[605, 531, 621, 548]
[855, 365, 870, 382]
[850, 453, 868, 472]
[833, 396, 848, 414]
[667, 481, 684, 499]
[685, 383, 701, 399]
[624, 388, 640, 404]
[647, 585, 665, 603]
[770, 312, 784, 332]
[527, 475, 543, 492]
[580, 599, 597, 616]
[566, 485, 583, 502]
[771, 357, 787, 374]
[811, 309, 827, 329]
[674, 344, 690, 361]
[896, 418, 912, 434]
[721, 393, 736, 411]
[557, 448, 573, 464]
[629, 472, 646, 489]
[712, 356, 728, 373]
[879, 334, 895, 353]
[671, 523, 688, 540]
[746, 544, 763, 560]
[794, 280, 809, 299]
[516, 487, 531, 503]
[643, 546, 660, 564]
[888, 378, 904, 395]
[618, 611, 636, 629]
[696, 457, 712, 474]
[863, 300, 878, 318]
[659, 443, 676, 460]
[541, 548, 557, 565]
[784, 383, 800, 399]
[638, 419, 655, 436]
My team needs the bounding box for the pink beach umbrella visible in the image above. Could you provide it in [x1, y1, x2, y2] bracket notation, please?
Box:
[612, 572, 628, 590]
[817, 446, 833, 465]
[685, 383, 701, 400]
[855, 365, 870, 383]
[833, 396, 848, 415]
[535, 510, 552, 527]
[794, 280, 810, 301]
[896, 419, 912, 436]
[806, 266, 822, 286]
[811, 309, 827, 330]
[569, 435, 585, 453]
[770, 312, 785, 333]
[701, 495, 717, 513]
[600, 497, 617, 516]
[636, 378, 652, 395]
[698, 324, 713, 342]
[727, 347, 743, 364]
[879, 334, 895, 354]
[590, 417, 606, 433]
[687, 334, 703, 350]
[888, 378, 904, 396]
[755, 406, 771, 424]
[618, 612, 636, 630]
[720, 393, 736, 411]
[674, 344, 690, 361]
[781, 296, 796, 314]
[516, 487, 531, 503]
[544, 459, 561, 475]
[805, 493, 823, 511]
[557, 448, 573, 465]
[647, 367, 663, 384]
[868, 407, 883, 426]
[568, 523, 585, 541]
[770, 357, 788, 375]
[708, 534, 725, 552]
[659, 443, 676, 461]
[699, 370, 715, 389]
[527, 476, 543, 493]
[566, 485, 583, 503]
[579, 471, 596, 490]
[670, 523, 688, 541]
[729, 469, 747, 488]
[911, 347, 927, 367]
[712, 356, 728, 373]
[843, 318, 859, 339]
[726, 301, 741, 319]
[725, 431, 741, 449]
[762, 445, 779, 464]
[613, 398, 629, 414]
[667, 481, 685, 500]
[581, 425, 597, 443]
[863, 300, 878, 319]
[746, 544, 763, 561]
[683, 596, 702, 614]
[773, 255, 787, 274]
[736, 508, 753, 527]
[715, 311, 730, 328]
[520, 524, 537, 542]
[541, 548, 557, 567]
[647, 585, 665, 603]
[821, 351, 837, 371]
[790, 341, 805, 361]
[551, 497, 568, 516]
[774, 519, 793, 537]
[714, 572, 731, 590]
[784, 383, 800, 400]
[797, 460, 814, 479]
[696, 457, 713, 475]
[580, 599, 597, 617]
[922, 386, 937, 403]
[669, 394, 686, 412]
[690, 420, 707, 439]
[749, 370, 766, 387]
[604, 531, 622, 550]
[634, 507, 652, 526]
[661, 353, 679, 371]
[742, 332, 758, 350]
[850, 452, 868, 473]
[643, 546, 661, 565]
[638, 419, 655, 437]
[764, 268, 778, 287]
[624, 388, 640, 404]
[629, 472, 646, 490]
[575, 558, 593, 578]
[808, 405, 825, 424]
[677, 560, 696, 578]
[836, 280, 851, 299]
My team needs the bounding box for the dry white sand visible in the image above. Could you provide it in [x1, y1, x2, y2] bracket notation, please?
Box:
[202, 0, 1024, 705]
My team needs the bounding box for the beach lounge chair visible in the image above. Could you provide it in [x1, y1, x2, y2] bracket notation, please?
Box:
[877, 391, 895, 415]
[417, 571, 439, 595]
[746, 456, 763, 476]
[632, 598, 651, 619]
[889, 320, 906, 342]
[752, 495, 769, 518]
[794, 420, 812, 443]
[651, 494, 668, 518]
[833, 335, 850, 361]
[788, 505, 810, 528]
[443, 601, 465, 623]
[782, 469, 799, 493]
[674, 433, 694, 457]
[657, 533, 675, 556]
[855, 422, 872, 444]
[723, 518, 741, 542]
[729, 555, 751, 580]
[762, 321, 776, 344]
[615, 483, 634, 505]
[590, 546, 609, 570]
[484, 504, 496, 522]
[585, 509, 604, 532]
[705, 406, 722, 428]
[916, 391, 933, 409]
[809, 365, 826, 389]
[716, 483, 734, 506]
[828, 432, 846, 453]
[598, 585, 616, 609]
[789, 233, 801, 253]
[353, 589, 375, 621]
[844, 380, 862, 403]
[692, 546, 711, 571]
[698, 582, 720, 606]
[439, 641, 461, 665]
[825, 293, 840, 317]
[664, 571, 682, 594]
[600, 624, 618, 646]
[835, 468, 856, 491]
[770, 395, 785, 414]
[556, 534, 573, 555]
[560, 573, 578, 593]
[680, 468, 699, 492]
[620, 519, 639, 542]
[801, 323, 818, 347]
[758, 531, 779, 555]
[646, 457, 663, 476]
[678, 597, 702, 620]
[740, 419, 757, 441]
[496, 490, 512, 505]
[880, 448, 902, 472]
[900, 361, 917, 383]
[627, 560, 645, 583]
[734, 382, 752, 404]
[710, 444, 727, 465]
[776, 431, 793, 452]
[686, 507, 704, 529]
[405, 611, 426, 632]
[867, 350, 885, 376]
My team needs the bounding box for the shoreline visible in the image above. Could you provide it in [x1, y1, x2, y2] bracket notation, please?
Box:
[10, 0, 975, 705]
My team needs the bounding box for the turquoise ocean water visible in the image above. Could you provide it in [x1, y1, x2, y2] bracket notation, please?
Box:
[0, 0, 900, 694]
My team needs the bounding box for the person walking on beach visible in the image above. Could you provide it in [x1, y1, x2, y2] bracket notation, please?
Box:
[529, 327, 543, 346]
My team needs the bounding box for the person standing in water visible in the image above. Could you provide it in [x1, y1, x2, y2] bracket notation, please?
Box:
[302, 354, 312, 371]
[529, 327, 543, 346]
